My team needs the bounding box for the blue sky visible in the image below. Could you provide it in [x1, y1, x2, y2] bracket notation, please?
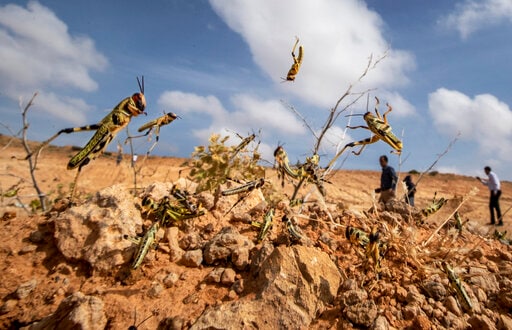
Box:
[1, 0, 512, 180]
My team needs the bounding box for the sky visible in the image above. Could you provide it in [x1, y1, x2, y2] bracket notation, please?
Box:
[1, 0, 512, 180]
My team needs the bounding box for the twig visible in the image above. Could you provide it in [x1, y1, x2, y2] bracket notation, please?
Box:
[19, 92, 48, 211]
[415, 132, 460, 189]
[0, 123, 23, 151]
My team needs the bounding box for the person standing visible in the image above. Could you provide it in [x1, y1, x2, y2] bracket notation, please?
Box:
[477, 166, 502, 226]
[403, 175, 416, 206]
[375, 155, 397, 204]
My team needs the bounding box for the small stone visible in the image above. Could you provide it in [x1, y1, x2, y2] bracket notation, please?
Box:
[166, 227, 184, 262]
[403, 305, 419, 320]
[498, 314, 512, 330]
[373, 315, 389, 330]
[15, 279, 37, 299]
[232, 279, 244, 294]
[29, 230, 44, 243]
[469, 247, 484, 259]
[181, 249, 203, 267]
[57, 264, 73, 275]
[0, 300, 17, 315]
[342, 289, 368, 307]
[423, 281, 446, 301]
[345, 300, 377, 328]
[232, 247, 251, 270]
[220, 268, 236, 286]
[395, 286, 408, 303]
[226, 290, 237, 300]
[163, 272, 180, 288]
[19, 245, 37, 254]
[444, 295, 462, 317]
[411, 315, 432, 330]
[205, 268, 224, 283]
[468, 314, 497, 330]
[406, 289, 425, 306]
[179, 233, 203, 251]
[56, 287, 66, 296]
[147, 282, 164, 298]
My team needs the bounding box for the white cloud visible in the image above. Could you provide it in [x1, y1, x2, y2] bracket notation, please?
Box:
[428, 88, 512, 162]
[158, 90, 306, 142]
[0, 1, 107, 122]
[441, 0, 512, 39]
[209, 0, 416, 110]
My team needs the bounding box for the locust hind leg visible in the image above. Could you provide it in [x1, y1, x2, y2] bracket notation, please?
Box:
[69, 158, 90, 202]
[350, 135, 381, 155]
[26, 124, 101, 160]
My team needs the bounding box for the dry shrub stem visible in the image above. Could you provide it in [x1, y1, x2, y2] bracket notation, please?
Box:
[414, 132, 460, 189]
[19, 92, 48, 211]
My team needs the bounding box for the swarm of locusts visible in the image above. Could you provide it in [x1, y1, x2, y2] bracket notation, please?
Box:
[25, 41, 485, 317]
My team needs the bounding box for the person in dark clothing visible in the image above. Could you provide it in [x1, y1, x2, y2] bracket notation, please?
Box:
[375, 155, 397, 203]
[477, 166, 503, 226]
[403, 175, 416, 206]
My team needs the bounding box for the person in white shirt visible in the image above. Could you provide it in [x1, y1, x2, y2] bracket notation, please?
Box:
[477, 166, 503, 226]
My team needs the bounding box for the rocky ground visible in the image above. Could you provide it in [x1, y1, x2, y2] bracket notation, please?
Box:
[0, 135, 511, 329]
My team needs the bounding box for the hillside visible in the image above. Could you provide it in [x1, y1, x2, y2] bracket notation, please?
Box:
[0, 135, 511, 329]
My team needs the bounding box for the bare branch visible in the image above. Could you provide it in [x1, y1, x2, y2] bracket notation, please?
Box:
[281, 100, 318, 139]
[19, 92, 48, 211]
[414, 132, 460, 189]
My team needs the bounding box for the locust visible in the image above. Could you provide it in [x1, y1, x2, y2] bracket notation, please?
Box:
[251, 208, 274, 243]
[132, 193, 204, 268]
[283, 37, 303, 82]
[273, 146, 326, 198]
[130, 221, 160, 269]
[222, 178, 266, 216]
[442, 261, 473, 312]
[365, 228, 383, 275]
[421, 192, 447, 218]
[345, 226, 370, 248]
[328, 97, 402, 169]
[28, 77, 147, 200]
[282, 215, 302, 242]
[126, 112, 179, 156]
[171, 186, 197, 213]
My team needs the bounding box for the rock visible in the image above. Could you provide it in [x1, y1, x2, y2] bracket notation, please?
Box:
[441, 311, 464, 329]
[469, 247, 484, 259]
[203, 227, 254, 265]
[163, 272, 180, 288]
[405, 287, 425, 306]
[226, 290, 237, 300]
[395, 285, 408, 303]
[468, 267, 499, 294]
[423, 281, 446, 301]
[468, 314, 497, 330]
[499, 314, 512, 330]
[196, 192, 215, 211]
[345, 300, 378, 328]
[319, 232, 338, 251]
[249, 241, 274, 273]
[27, 292, 106, 330]
[165, 227, 184, 262]
[0, 300, 17, 315]
[179, 232, 204, 251]
[147, 282, 164, 298]
[220, 268, 236, 286]
[53, 185, 142, 272]
[205, 268, 224, 283]
[29, 230, 44, 244]
[232, 279, 244, 294]
[499, 290, 512, 308]
[15, 279, 37, 299]
[181, 249, 203, 267]
[403, 305, 420, 320]
[342, 289, 368, 307]
[19, 245, 37, 254]
[444, 295, 462, 317]
[231, 246, 251, 270]
[373, 315, 389, 330]
[192, 245, 341, 329]
[141, 182, 174, 201]
[411, 315, 432, 330]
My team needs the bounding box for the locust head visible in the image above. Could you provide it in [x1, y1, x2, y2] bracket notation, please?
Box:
[131, 93, 146, 115]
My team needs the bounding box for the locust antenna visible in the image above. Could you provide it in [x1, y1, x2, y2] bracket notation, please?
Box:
[137, 76, 144, 94]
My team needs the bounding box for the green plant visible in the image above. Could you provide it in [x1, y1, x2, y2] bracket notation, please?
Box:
[187, 133, 265, 193]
